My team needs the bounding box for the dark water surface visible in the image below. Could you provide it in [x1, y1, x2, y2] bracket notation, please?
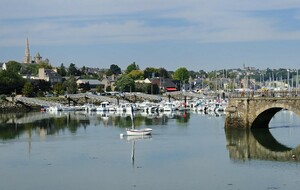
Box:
[0, 110, 300, 190]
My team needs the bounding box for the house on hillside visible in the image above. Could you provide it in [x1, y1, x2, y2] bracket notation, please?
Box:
[39, 68, 62, 85]
[76, 79, 103, 92]
[135, 78, 152, 84]
[151, 77, 177, 92]
[100, 74, 118, 91]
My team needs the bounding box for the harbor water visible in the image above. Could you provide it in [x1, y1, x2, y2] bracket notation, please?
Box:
[0, 110, 300, 190]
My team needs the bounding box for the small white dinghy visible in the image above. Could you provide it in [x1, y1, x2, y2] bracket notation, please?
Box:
[125, 105, 152, 136]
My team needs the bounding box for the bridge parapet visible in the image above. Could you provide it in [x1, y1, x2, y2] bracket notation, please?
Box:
[229, 90, 299, 98]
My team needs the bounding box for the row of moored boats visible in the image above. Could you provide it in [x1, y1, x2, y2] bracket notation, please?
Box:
[44, 98, 228, 114]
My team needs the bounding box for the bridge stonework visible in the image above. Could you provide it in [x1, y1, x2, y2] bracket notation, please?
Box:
[225, 97, 300, 128]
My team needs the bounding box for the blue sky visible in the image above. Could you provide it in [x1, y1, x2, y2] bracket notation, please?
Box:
[1, 0, 300, 71]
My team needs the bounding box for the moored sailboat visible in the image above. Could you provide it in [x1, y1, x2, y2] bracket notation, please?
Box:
[125, 105, 152, 136]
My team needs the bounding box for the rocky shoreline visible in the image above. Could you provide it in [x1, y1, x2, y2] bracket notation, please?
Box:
[0, 100, 39, 113]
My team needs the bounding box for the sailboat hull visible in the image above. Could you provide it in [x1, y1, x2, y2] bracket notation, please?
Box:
[126, 128, 152, 136]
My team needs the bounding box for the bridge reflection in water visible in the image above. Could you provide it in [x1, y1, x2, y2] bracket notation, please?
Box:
[225, 128, 300, 162]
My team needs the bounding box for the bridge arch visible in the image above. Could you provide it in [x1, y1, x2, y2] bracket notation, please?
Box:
[251, 107, 283, 128]
[226, 97, 300, 128]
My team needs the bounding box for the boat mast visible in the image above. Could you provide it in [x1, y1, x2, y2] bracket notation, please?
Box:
[130, 105, 135, 129]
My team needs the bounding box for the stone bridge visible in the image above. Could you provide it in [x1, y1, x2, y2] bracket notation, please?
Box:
[225, 97, 300, 128]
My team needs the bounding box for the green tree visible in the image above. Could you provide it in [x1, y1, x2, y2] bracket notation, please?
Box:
[144, 67, 158, 79]
[6, 61, 21, 73]
[109, 64, 122, 75]
[207, 71, 217, 80]
[38, 61, 52, 69]
[36, 90, 44, 97]
[96, 85, 104, 93]
[58, 63, 67, 77]
[135, 83, 153, 93]
[198, 70, 208, 78]
[35, 80, 51, 92]
[0, 70, 25, 94]
[78, 82, 90, 93]
[143, 67, 170, 79]
[227, 71, 237, 80]
[125, 62, 139, 74]
[63, 76, 77, 94]
[81, 66, 87, 74]
[114, 75, 135, 92]
[106, 86, 112, 92]
[128, 70, 144, 80]
[189, 70, 197, 79]
[19, 63, 39, 75]
[173, 67, 189, 83]
[53, 82, 64, 96]
[208, 81, 216, 90]
[22, 82, 34, 97]
[158, 67, 170, 78]
[68, 63, 81, 76]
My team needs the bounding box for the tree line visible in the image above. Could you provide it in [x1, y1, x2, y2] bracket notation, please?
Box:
[0, 60, 192, 97]
[1, 60, 299, 97]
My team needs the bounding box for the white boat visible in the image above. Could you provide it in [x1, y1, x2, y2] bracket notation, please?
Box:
[126, 128, 153, 136]
[116, 103, 134, 113]
[46, 105, 62, 112]
[125, 105, 152, 136]
[96, 101, 115, 112]
[83, 103, 96, 112]
[137, 101, 159, 113]
[60, 105, 76, 111]
[47, 104, 76, 112]
[162, 102, 176, 112]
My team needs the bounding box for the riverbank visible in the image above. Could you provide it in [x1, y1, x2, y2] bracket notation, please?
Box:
[0, 99, 38, 113]
[0, 96, 102, 113]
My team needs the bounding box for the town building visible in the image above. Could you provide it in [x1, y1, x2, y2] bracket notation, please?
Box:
[38, 68, 62, 85]
[34, 52, 43, 64]
[150, 77, 177, 92]
[100, 74, 118, 91]
[22, 35, 32, 64]
[0, 62, 7, 70]
[76, 79, 102, 92]
[135, 78, 152, 84]
[22, 35, 49, 64]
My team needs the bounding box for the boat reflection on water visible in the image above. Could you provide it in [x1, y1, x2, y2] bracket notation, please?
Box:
[0, 110, 187, 141]
[225, 128, 300, 162]
[120, 135, 152, 167]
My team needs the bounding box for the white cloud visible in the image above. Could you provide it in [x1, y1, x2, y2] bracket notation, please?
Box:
[1, 0, 300, 46]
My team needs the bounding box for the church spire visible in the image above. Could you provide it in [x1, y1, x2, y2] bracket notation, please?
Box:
[22, 34, 32, 64]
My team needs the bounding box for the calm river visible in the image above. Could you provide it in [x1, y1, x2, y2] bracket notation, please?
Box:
[0, 110, 300, 190]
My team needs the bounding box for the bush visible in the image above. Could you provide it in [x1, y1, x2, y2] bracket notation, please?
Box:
[0, 95, 6, 102]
